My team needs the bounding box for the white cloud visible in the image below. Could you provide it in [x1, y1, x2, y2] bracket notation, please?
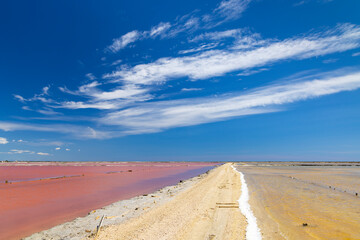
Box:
[10, 149, 34, 154]
[42, 86, 50, 95]
[8, 9, 360, 142]
[56, 80, 153, 110]
[37, 109, 61, 115]
[14, 86, 55, 104]
[0, 122, 112, 139]
[105, 23, 175, 53]
[213, 0, 252, 22]
[105, 24, 360, 86]
[237, 68, 269, 76]
[55, 101, 120, 110]
[66, 148, 70, 151]
[55, 147, 61, 150]
[59, 81, 101, 96]
[190, 28, 244, 42]
[0, 137, 8, 144]
[0, 148, 50, 156]
[149, 22, 171, 38]
[181, 88, 203, 92]
[21, 105, 62, 116]
[14, 94, 26, 102]
[105, 0, 253, 52]
[90, 85, 149, 101]
[85, 73, 96, 80]
[107, 30, 141, 53]
[100, 69, 360, 135]
[111, 59, 123, 66]
[106, 22, 172, 53]
[353, 52, 360, 56]
[178, 43, 219, 54]
[6, 69, 360, 138]
[165, 16, 201, 38]
[19, 140, 66, 147]
[37, 152, 50, 156]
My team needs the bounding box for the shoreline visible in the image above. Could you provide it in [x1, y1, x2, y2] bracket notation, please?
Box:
[25, 165, 219, 240]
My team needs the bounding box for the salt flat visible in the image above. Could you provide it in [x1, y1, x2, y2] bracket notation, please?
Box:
[236, 162, 360, 240]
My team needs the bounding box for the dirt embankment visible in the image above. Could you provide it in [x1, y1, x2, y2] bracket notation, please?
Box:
[97, 163, 246, 240]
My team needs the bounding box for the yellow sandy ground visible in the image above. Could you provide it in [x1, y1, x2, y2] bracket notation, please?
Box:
[97, 163, 246, 240]
[239, 165, 360, 240]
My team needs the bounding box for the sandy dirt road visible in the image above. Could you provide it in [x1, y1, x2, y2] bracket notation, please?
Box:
[97, 163, 246, 240]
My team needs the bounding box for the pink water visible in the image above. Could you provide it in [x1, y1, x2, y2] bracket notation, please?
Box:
[0, 162, 217, 240]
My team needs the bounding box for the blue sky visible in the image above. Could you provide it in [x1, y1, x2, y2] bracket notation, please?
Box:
[0, 0, 360, 161]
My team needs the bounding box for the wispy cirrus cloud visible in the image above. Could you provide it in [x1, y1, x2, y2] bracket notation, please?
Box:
[105, 24, 360, 86]
[189, 28, 268, 52]
[10, 24, 360, 133]
[14, 86, 52, 103]
[149, 22, 172, 38]
[0, 121, 114, 139]
[4, 68, 360, 138]
[189, 28, 245, 42]
[99, 69, 360, 135]
[22, 106, 62, 116]
[178, 43, 219, 54]
[57, 81, 152, 110]
[212, 0, 252, 22]
[107, 23, 173, 53]
[7, 2, 360, 141]
[106, 0, 252, 53]
[107, 30, 142, 52]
